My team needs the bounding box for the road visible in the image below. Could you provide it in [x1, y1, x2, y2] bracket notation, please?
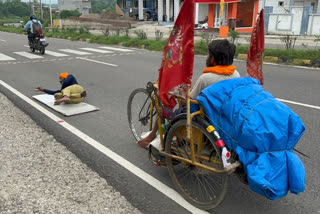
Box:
[0, 31, 319, 214]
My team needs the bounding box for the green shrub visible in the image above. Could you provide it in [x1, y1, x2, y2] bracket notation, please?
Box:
[60, 10, 81, 19]
[155, 29, 164, 40]
[229, 30, 240, 44]
[280, 34, 297, 50]
[134, 30, 147, 39]
[194, 41, 208, 55]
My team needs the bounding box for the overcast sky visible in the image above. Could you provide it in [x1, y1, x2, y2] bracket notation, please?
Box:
[21, 0, 58, 4]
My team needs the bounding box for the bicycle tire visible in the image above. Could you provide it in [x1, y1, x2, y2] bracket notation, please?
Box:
[165, 119, 228, 210]
[127, 88, 155, 142]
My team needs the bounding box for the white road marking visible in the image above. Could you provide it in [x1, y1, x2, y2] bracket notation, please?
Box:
[79, 57, 118, 67]
[0, 80, 208, 214]
[45, 51, 69, 57]
[14, 52, 44, 59]
[99, 46, 133, 52]
[0, 39, 7, 42]
[59, 49, 92, 55]
[277, 98, 320, 110]
[0, 53, 15, 61]
[80, 48, 113, 53]
[234, 59, 319, 71]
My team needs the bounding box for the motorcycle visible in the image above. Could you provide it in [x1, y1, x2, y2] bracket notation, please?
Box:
[26, 29, 49, 55]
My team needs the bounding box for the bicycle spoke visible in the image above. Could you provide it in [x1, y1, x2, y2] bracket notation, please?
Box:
[166, 119, 229, 210]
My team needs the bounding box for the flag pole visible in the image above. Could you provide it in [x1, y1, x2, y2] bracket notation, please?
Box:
[186, 85, 191, 140]
[261, 52, 264, 76]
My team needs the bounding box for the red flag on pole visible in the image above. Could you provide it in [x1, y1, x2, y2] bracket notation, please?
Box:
[247, 9, 265, 85]
[158, 0, 195, 109]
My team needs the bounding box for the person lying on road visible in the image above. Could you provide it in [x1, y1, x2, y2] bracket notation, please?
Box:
[35, 72, 87, 105]
[137, 39, 240, 148]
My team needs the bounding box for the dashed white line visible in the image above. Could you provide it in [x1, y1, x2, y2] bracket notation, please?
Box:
[78, 57, 118, 67]
[0, 39, 7, 42]
[0, 80, 208, 214]
[277, 98, 320, 110]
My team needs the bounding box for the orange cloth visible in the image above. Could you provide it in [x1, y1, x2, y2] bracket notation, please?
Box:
[202, 65, 236, 75]
[59, 72, 69, 79]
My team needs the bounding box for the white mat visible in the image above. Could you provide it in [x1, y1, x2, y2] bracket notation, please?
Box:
[33, 94, 99, 116]
[141, 131, 161, 150]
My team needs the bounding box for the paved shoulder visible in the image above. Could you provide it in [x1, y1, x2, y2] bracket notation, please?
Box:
[0, 93, 141, 214]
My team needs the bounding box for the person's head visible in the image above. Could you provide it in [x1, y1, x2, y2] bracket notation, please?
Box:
[30, 15, 36, 20]
[59, 72, 69, 84]
[206, 39, 236, 67]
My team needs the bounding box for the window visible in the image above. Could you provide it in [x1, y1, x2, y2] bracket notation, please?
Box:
[278, 1, 284, 6]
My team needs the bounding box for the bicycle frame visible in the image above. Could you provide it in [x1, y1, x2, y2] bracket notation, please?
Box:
[150, 83, 228, 174]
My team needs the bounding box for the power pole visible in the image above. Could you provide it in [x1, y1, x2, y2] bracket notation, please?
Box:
[32, 0, 35, 14]
[49, 0, 53, 28]
[40, 0, 43, 19]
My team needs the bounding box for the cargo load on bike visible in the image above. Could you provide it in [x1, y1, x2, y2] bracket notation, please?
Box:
[127, 0, 306, 210]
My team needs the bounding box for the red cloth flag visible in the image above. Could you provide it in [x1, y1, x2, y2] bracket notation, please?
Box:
[247, 9, 265, 85]
[158, 0, 195, 109]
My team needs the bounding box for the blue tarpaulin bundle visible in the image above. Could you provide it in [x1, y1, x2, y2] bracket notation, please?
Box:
[195, 77, 305, 200]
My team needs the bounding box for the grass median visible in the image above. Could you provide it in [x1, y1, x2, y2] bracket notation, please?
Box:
[1, 26, 320, 67]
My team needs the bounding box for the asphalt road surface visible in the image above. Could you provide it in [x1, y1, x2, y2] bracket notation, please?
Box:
[1, 31, 319, 214]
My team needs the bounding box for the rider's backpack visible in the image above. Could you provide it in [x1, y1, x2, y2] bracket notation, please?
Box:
[32, 20, 42, 35]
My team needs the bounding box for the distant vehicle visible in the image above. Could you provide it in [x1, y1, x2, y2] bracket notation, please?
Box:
[127, 8, 158, 21]
[26, 29, 48, 55]
[116, 1, 157, 21]
[198, 22, 208, 29]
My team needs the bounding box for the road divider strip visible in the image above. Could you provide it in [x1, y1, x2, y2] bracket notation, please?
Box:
[78, 58, 118, 67]
[0, 80, 208, 214]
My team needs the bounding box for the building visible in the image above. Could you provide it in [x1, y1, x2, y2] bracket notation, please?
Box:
[117, 0, 183, 21]
[58, 0, 91, 15]
[119, 0, 320, 34]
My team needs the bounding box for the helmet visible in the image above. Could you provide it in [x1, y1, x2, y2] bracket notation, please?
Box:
[30, 15, 36, 20]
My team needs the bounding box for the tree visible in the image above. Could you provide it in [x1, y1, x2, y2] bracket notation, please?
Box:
[60, 10, 81, 19]
[91, 0, 117, 14]
[0, 0, 30, 18]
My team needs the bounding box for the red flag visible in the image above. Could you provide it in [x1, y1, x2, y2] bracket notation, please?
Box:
[158, 0, 195, 109]
[247, 9, 265, 85]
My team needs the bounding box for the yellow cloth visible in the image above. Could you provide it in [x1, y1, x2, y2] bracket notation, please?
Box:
[54, 84, 85, 104]
[202, 65, 236, 75]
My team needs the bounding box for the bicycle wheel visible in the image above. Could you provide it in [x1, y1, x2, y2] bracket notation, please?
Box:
[165, 119, 228, 210]
[127, 88, 156, 142]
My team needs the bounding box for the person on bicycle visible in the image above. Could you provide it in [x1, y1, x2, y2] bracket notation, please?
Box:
[35, 72, 87, 105]
[24, 15, 43, 45]
[137, 39, 240, 148]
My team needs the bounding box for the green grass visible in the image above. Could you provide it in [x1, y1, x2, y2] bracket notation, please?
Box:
[0, 26, 24, 34]
[236, 45, 320, 61]
[1, 26, 320, 62]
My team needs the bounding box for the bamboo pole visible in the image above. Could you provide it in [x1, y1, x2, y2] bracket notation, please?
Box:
[261, 52, 264, 84]
[186, 86, 191, 140]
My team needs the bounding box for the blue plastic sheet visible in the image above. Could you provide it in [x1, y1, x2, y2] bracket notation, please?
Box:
[195, 77, 305, 200]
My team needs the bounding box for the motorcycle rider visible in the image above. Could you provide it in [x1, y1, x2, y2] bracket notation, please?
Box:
[24, 15, 43, 46]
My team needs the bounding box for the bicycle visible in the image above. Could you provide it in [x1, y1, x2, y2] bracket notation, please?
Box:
[127, 82, 241, 210]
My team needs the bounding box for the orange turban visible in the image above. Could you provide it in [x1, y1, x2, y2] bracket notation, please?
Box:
[59, 72, 69, 79]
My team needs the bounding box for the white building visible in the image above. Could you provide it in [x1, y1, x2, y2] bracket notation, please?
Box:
[58, 0, 91, 15]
